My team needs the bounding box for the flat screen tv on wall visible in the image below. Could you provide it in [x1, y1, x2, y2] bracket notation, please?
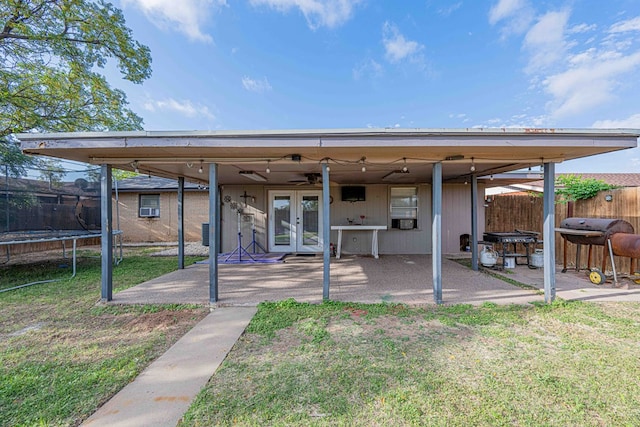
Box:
[341, 186, 366, 202]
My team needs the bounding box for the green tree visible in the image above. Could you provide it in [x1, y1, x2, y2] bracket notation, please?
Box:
[0, 0, 152, 137]
[38, 158, 66, 189]
[555, 174, 615, 203]
[0, 136, 34, 177]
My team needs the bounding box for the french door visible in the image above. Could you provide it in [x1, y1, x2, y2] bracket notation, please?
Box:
[268, 190, 323, 253]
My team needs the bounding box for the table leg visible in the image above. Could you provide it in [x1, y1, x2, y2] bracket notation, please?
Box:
[336, 229, 343, 259]
[500, 243, 506, 269]
[372, 230, 379, 258]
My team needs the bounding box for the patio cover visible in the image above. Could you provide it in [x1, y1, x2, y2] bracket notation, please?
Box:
[18, 128, 640, 304]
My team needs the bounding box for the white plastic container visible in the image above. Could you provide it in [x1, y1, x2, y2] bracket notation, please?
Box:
[504, 257, 516, 269]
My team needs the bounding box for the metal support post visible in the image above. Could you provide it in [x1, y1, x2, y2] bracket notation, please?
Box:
[100, 164, 113, 302]
[432, 162, 443, 304]
[178, 177, 185, 269]
[322, 163, 331, 300]
[209, 164, 219, 304]
[471, 174, 479, 271]
[543, 162, 556, 303]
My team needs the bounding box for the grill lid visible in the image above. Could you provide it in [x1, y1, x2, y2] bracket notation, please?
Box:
[558, 217, 634, 246]
[559, 218, 634, 233]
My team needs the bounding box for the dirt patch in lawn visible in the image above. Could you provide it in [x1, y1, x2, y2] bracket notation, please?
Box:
[123, 309, 204, 333]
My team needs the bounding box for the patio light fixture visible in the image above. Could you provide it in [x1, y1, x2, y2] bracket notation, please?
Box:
[402, 157, 408, 173]
[198, 161, 203, 174]
[360, 156, 366, 172]
[470, 158, 476, 172]
[239, 171, 267, 182]
[131, 161, 139, 173]
[265, 160, 271, 174]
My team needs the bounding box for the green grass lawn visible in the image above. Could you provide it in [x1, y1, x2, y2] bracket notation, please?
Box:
[0, 249, 209, 427]
[181, 299, 640, 426]
[3, 250, 640, 426]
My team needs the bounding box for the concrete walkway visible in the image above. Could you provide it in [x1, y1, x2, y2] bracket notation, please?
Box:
[81, 306, 257, 427]
[80, 254, 640, 426]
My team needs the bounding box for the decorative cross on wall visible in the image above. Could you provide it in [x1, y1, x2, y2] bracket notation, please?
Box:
[239, 190, 255, 206]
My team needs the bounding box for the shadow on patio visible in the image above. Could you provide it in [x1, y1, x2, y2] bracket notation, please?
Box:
[112, 255, 546, 306]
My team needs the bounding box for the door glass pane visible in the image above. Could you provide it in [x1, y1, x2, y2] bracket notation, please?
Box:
[274, 196, 291, 246]
[301, 195, 319, 246]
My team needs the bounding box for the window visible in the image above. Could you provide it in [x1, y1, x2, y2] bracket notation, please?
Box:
[139, 194, 160, 217]
[390, 187, 417, 229]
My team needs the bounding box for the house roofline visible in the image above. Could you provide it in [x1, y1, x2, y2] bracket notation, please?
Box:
[16, 127, 640, 141]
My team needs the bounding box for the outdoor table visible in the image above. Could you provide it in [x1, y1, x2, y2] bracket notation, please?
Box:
[330, 225, 387, 259]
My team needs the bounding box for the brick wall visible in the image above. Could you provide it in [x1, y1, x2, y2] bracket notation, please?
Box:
[114, 191, 209, 242]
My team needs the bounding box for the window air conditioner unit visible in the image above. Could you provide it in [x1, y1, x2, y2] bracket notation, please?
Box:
[139, 207, 159, 217]
[398, 219, 414, 230]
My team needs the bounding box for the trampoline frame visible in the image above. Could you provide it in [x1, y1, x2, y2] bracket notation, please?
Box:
[0, 230, 123, 293]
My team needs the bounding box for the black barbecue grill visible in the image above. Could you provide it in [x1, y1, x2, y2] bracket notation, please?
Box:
[483, 230, 539, 269]
[556, 217, 634, 272]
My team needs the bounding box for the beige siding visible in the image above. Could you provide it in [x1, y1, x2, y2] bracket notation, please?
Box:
[219, 185, 267, 253]
[114, 183, 484, 255]
[441, 184, 487, 254]
[328, 184, 432, 255]
[113, 191, 209, 243]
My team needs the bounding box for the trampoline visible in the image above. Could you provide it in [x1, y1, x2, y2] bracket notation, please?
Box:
[0, 229, 123, 292]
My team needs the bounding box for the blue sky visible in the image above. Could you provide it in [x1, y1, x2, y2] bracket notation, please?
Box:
[106, 0, 640, 173]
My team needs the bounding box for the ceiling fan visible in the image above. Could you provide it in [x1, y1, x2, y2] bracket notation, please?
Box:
[288, 173, 323, 186]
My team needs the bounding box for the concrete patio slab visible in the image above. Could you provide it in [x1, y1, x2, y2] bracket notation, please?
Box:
[112, 254, 640, 307]
[112, 255, 546, 306]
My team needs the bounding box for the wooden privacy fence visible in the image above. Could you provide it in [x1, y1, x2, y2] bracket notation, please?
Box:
[485, 187, 640, 273]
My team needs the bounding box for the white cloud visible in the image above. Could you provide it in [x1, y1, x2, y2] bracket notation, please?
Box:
[609, 16, 640, 33]
[249, 0, 361, 29]
[477, 113, 548, 128]
[449, 113, 467, 120]
[352, 59, 383, 80]
[143, 98, 216, 119]
[489, 4, 640, 121]
[382, 22, 423, 63]
[489, 0, 526, 24]
[242, 76, 273, 93]
[567, 23, 596, 34]
[438, 2, 462, 17]
[592, 113, 640, 128]
[122, 0, 227, 42]
[543, 51, 640, 117]
[523, 10, 571, 72]
[488, 0, 534, 37]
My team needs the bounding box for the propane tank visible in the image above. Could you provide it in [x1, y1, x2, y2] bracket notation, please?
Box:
[530, 249, 544, 268]
[480, 245, 498, 267]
